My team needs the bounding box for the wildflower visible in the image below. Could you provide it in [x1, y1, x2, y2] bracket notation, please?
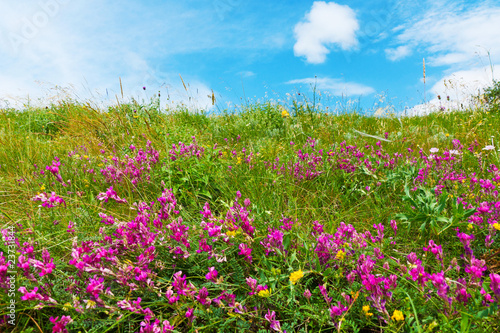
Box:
[303, 289, 312, 300]
[50, 316, 73, 333]
[258, 288, 271, 298]
[85, 300, 96, 309]
[430, 148, 439, 153]
[205, 267, 218, 283]
[391, 310, 404, 321]
[281, 109, 290, 118]
[265, 310, 283, 332]
[289, 269, 304, 285]
[483, 145, 495, 151]
[185, 308, 195, 323]
[493, 223, 500, 231]
[362, 305, 373, 317]
[336, 250, 346, 260]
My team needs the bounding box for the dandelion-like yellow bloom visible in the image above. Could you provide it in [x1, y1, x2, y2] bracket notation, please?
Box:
[258, 288, 271, 297]
[493, 223, 500, 231]
[362, 305, 373, 317]
[336, 250, 346, 260]
[391, 310, 404, 321]
[226, 230, 236, 237]
[289, 269, 304, 285]
[467, 224, 474, 230]
[281, 109, 290, 118]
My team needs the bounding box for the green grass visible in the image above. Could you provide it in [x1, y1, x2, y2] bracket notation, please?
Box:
[0, 96, 499, 332]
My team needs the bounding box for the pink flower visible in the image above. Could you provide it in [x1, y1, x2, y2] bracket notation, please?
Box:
[205, 267, 218, 283]
[49, 315, 72, 333]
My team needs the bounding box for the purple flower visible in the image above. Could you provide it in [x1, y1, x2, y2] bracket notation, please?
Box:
[205, 267, 218, 283]
[185, 308, 195, 323]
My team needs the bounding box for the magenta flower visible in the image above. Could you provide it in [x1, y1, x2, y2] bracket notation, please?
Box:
[185, 308, 195, 323]
[238, 243, 253, 263]
[265, 310, 282, 332]
[303, 289, 312, 300]
[49, 315, 72, 333]
[205, 267, 218, 283]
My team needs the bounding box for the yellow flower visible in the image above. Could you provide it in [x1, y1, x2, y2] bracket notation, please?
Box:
[467, 224, 474, 230]
[226, 230, 236, 237]
[391, 310, 404, 321]
[493, 223, 500, 231]
[446, 133, 449, 137]
[85, 300, 96, 309]
[336, 250, 346, 260]
[281, 109, 290, 118]
[83, 155, 89, 159]
[289, 269, 304, 285]
[63, 302, 72, 311]
[362, 305, 373, 317]
[258, 288, 271, 298]
[40, 184, 45, 191]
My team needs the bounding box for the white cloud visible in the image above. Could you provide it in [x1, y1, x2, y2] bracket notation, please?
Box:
[287, 77, 375, 96]
[406, 65, 499, 116]
[391, 3, 500, 67]
[293, 1, 359, 64]
[385, 45, 411, 61]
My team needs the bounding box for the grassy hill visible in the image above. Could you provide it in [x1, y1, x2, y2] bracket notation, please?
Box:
[0, 97, 499, 332]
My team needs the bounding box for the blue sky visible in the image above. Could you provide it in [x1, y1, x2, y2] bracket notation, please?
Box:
[1, 0, 500, 114]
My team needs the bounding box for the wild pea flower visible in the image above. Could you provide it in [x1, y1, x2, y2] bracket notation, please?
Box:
[196, 287, 211, 306]
[18, 286, 44, 301]
[429, 271, 451, 306]
[372, 223, 384, 243]
[260, 228, 284, 255]
[205, 267, 218, 283]
[465, 257, 487, 284]
[456, 230, 475, 257]
[390, 220, 397, 236]
[312, 220, 324, 235]
[265, 310, 283, 332]
[46, 158, 66, 186]
[32, 192, 66, 208]
[86, 275, 104, 298]
[279, 216, 295, 231]
[165, 289, 179, 304]
[304, 289, 312, 300]
[246, 277, 257, 294]
[30, 249, 56, 276]
[455, 287, 471, 305]
[50, 315, 72, 333]
[319, 284, 332, 304]
[489, 273, 500, 302]
[329, 301, 348, 318]
[172, 271, 188, 295]
[67, 221, 75, 233]
[423, 240, 443, 262]
[185, 308, 195, 323]
[96, 186, 127, 204]
[238, 243, 253, 263]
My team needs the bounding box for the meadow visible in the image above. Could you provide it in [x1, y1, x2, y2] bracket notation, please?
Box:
[1, 92, 500, 332]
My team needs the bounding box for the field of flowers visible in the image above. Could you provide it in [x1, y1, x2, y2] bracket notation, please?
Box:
[1, 97, 499, 332]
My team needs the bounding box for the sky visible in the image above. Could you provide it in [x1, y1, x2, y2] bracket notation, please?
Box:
[1, 0, 500, 115]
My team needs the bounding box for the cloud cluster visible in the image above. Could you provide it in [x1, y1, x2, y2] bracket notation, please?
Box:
[287, 77, 374, 96]
[293, 1, 359, 64]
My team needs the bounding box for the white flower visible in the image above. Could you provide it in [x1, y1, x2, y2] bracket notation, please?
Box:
[483, 145, 495, 151]
[449, 150, 460, 155]
[430, 148, 439, 153]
